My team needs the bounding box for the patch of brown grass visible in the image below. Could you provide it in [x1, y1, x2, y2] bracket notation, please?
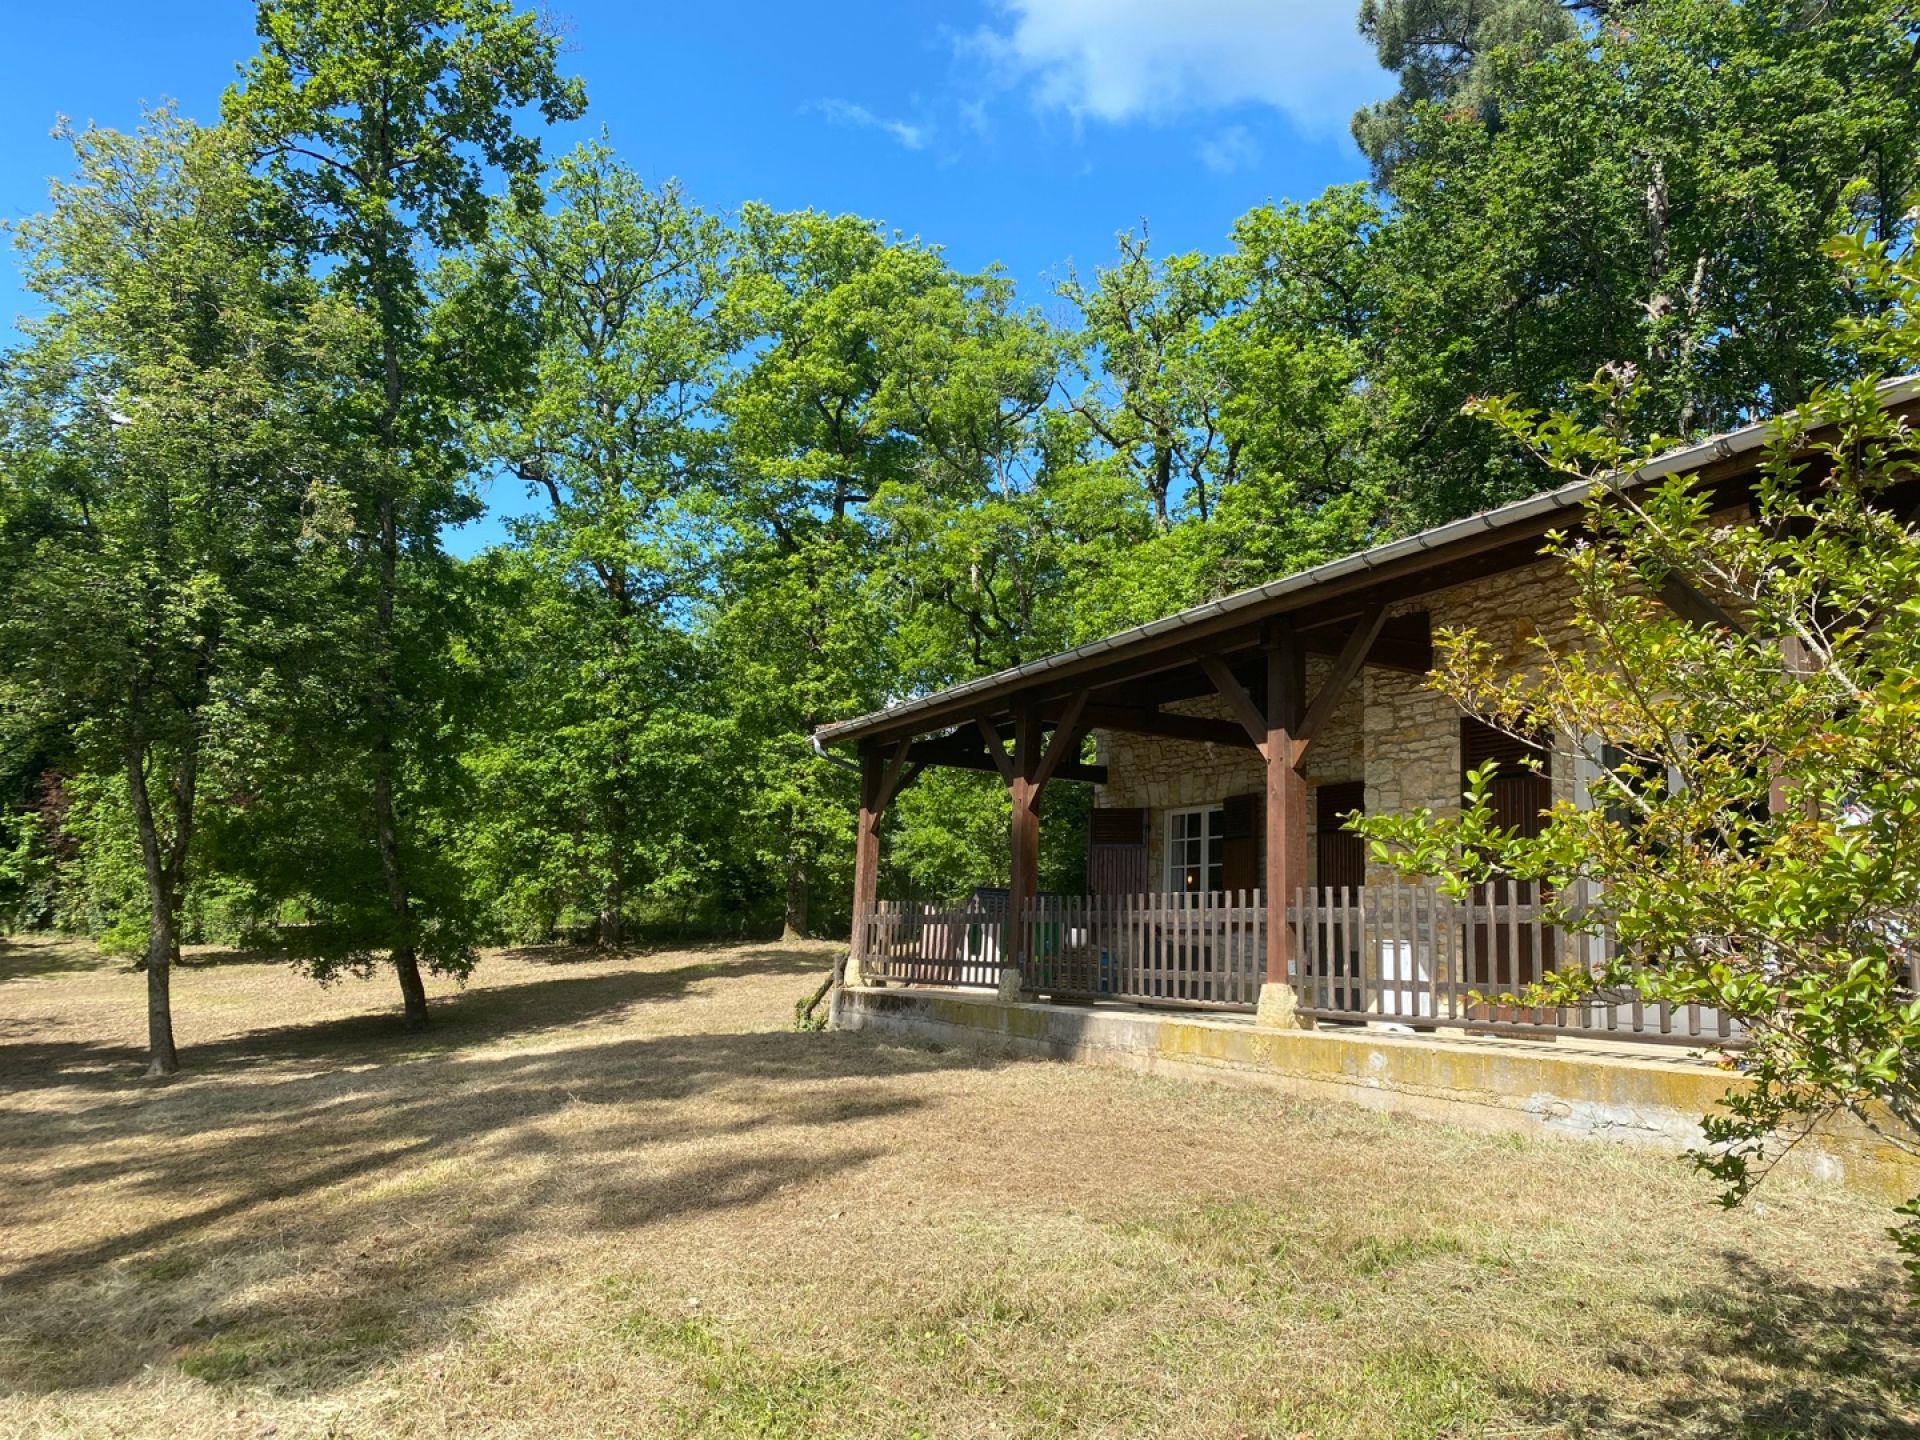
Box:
[0, 934, 1913, 1438]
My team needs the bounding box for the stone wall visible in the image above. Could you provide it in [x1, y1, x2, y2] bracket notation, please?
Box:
[1363, 555, 1583, 880]
[1092, 555, 1583, 888]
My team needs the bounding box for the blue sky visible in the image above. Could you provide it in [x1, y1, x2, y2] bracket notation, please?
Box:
[0, 1, 1392, 550]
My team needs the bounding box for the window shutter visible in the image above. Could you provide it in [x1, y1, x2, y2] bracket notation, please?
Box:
[1461, 717, 1551, 840]
[1461, 716, 1550, 777]
[1315, 781, 1367, 893]
[1220, 792, 1262, 894]
[1088, 806, 1148, 895]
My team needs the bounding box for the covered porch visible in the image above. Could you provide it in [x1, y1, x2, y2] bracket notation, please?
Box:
[835, 596, 1421, 1032]
[817, 427, 1784, 1052]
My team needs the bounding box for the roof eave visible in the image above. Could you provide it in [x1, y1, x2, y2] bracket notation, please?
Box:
[815, 374, 1920, 748]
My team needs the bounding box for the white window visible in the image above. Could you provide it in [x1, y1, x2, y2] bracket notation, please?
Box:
[1165, 805, 1225, 894]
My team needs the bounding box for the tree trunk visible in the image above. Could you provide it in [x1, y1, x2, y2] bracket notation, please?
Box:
[124, 728, 180, 1077]
[598, 908, 624, 948]
[600, 788, 627, 949]
[781, 859, 810, 941]
[145, 924, 179, 1078]
[373, 709, 426, 1028]
[369, 214, 425, 1030]
[393, 941, 429, 1030]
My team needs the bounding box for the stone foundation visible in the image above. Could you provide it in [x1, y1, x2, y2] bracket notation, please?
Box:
[831, 985, 1919, 1202]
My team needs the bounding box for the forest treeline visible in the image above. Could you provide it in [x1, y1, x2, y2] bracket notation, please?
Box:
[2, 0, 1917, 1069]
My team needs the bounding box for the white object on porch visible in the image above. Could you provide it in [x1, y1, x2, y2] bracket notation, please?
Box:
[1378, 938, 1434, 1019]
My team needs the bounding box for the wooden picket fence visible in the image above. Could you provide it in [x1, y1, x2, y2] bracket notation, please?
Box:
[1019, 890, 1266, 1009]
[1289, 881, 1741, 1044]
[856, 899, 1003, 988]
[858, 881, 1744, 1045]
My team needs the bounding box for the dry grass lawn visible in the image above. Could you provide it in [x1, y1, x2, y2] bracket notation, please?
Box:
[0, 934, 1914, 1439]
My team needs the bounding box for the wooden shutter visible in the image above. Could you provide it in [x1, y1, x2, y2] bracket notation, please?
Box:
[1088, 806, 1148, 895]
[1461, 717, 1550, 839]
[1220, 792, 1263, 893]
[1314, 781, 1366, 892]
[1461, 717, 1556, 984]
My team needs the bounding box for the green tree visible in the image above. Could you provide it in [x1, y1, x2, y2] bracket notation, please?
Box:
[717, 208, 1056, 936]
[1052, 195, 1387, 635]
[457, 143, 730, 946]
[1352, 0, 1610, 180]
[0, 111, 329, 1073]
[223, 0, 585, 1025]
[1370, 0, 1920, 520]
[1357, 228, 1920, 1266]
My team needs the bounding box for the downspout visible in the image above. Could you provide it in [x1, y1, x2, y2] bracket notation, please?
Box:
[809, 731, 864, 775]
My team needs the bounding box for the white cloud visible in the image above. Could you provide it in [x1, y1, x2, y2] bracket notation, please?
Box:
[957, 97, 992, 138]
[1197, 124, 1261, 175]
[970, 0, 1389, 139]
[813, 98, 930, 151]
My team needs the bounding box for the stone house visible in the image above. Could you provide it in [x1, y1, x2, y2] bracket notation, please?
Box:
[814, 379, 1920, 1048]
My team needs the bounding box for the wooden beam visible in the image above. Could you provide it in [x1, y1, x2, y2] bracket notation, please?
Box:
[1293, 604, 1386, 769]
[973, 716, 1016, 784]
[850, 746, 886, 957]
[1085, 617, 1429, 719]
[904, 737, 1106, 785]
[1030, 690, 1090, 792]
[1007, 706, 1042, 968]
[882, 761, 925, 809]
[876, 738, 914, 809]
[1200, 653, 1271, 759]
[1067, 702, 1258, 750]
[1659, 575, 1747, 634]
[1300, 609, 1432, 674]
[1310, 630, 1431, 675]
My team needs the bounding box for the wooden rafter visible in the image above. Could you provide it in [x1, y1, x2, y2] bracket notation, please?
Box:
[876, 738, 916, 810]
[909, 730, 1106, 785]
[1293, 604, 1386, 768]
[1199, 653, 1271, 760]
[1047, 700, 1256, 750]
[1659, 575, 1747, 634]
[1030, 690, 1090, 791]
[973, 716, 1016, 784]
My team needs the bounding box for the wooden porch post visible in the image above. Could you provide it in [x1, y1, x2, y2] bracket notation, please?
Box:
[1263, 625, 1311, 1023]
[1007, 705, 1042, 973]
[850, 743, 885, 963]
[846, 739, 920, 985]
[975, 694, 1089, 997]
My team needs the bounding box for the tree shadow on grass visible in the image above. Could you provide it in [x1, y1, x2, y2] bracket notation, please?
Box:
[0, 935, 122, 983]
[0, 1009, 1001, 1398]
[1504, 1245, 1920, 1438]
[0, 943, 837, 1095]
